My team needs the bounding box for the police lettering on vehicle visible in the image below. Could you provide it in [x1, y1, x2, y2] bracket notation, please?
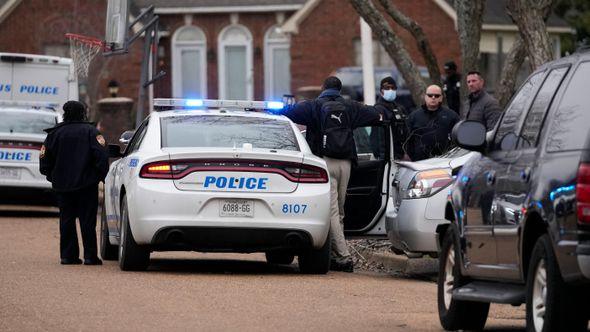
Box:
[0, 150, 32, 161]
[203, 176, 268, 190]
[18, 85, 59, 95]
[0, 84, 11, 92]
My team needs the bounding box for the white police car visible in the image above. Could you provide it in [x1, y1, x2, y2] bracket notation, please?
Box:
[0, 100, 59, 204]
[101, 99, 334, 273]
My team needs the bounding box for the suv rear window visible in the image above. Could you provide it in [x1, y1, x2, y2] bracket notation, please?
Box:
[0, 110, 57, 134]
[546, 61, 590, 152]
[161, 115, 299, 151]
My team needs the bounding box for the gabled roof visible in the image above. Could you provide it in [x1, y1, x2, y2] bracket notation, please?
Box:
[134, 0, 306, 14]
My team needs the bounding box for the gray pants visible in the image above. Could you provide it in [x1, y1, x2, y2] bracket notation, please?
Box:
[323, 157, 352, 262]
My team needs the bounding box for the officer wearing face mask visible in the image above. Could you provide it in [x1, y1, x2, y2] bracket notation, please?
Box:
[373, 77, 408, 159]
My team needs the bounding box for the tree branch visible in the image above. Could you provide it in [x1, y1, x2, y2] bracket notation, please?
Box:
[377, 0, 442, 86]
[496, 36, 527, 108]
[348, 0, 427, 106]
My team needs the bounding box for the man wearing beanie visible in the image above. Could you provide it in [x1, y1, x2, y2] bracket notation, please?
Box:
[373, 76, 409, 160]
[40, 100, 109, 266]
[443, 61, 461, 115]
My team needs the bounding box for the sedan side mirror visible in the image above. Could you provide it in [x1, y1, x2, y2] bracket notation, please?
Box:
[452, 120, 487, 152]
[107, 144, 123, 158]
[119, 130, 135, 145]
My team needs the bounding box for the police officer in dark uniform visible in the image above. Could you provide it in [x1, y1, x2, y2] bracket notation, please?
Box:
[442, 61, 461, 115]
[40, 100, 109, 265]
[372, 77, 409, 160]
[407, 85, 459, 161]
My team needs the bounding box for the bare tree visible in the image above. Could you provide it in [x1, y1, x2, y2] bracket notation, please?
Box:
[507, 0, 554, 69]
[455, 0, 485, 113]
[496, 37, 527, 108]
[376, 0, 442, 86]
[348, 0, 427, 106]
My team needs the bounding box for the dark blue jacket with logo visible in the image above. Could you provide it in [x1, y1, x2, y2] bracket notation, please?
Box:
[39, 121, 109, 192]
[283, 89, 381, 161]
[406, 105, 459, 161]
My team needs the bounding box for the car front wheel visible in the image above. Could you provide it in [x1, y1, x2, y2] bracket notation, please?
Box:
[118, 196, 150, 271]
[437, 229, 489, 331]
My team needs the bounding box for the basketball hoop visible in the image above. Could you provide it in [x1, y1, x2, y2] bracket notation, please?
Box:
[65, 33, 109, 78]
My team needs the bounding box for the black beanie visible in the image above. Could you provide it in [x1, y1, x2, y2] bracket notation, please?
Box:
[380, 76, 397, 89]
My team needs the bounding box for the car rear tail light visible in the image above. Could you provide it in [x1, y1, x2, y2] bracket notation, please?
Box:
[0, 140, 43, 150]
[576, 163, 590, 225]
[404, 168, 453, 199]
[139, 159, 328, 183]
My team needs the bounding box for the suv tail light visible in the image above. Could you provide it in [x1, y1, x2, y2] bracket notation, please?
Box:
[139, 159, 328, 183]
[576, 163, 590, 224]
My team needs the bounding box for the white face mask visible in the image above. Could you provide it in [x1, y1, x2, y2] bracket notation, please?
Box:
[383, 89, 397, 102]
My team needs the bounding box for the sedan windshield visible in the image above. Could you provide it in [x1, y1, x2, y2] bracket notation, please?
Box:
[161, 115, 299, 151]
[0, 111, 57, 134]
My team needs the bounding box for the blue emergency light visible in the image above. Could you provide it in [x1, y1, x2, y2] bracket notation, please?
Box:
[153, 98, 286, 112]
[185, 99, 204, 107]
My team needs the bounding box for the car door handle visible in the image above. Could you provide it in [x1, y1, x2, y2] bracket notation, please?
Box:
[486, 171, 496, 186]
[521, 167, 531, 182]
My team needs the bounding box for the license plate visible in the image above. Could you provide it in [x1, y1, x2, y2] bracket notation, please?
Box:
[219, 199, 254, 217]
[0, 167, 21, 180]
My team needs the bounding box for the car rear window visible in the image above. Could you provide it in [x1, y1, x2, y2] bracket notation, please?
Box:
[546, 61, 590, 152]
[161, 115, 299, 151]
[0, 111, 57, 134]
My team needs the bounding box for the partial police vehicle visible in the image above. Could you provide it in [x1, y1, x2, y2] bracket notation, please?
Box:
[0, 53, 77, 205]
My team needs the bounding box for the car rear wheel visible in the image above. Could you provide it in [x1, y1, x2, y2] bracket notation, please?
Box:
[437, 229, 489, 331]
[99, 200, 118, 261]
[298, 233, 331, 274]
[525, 234, 587, 332]
[118, 196, 150, 271]
[265, 251, 295, 265]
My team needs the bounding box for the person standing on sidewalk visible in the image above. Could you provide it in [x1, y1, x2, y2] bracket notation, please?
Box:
[40, 100, 109, 265]
[284, 76, 382, 272]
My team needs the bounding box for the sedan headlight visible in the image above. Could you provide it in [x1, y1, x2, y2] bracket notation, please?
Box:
[403, 168, 453, 199]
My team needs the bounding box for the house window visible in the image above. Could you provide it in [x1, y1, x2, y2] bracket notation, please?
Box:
[218, 24, 253, 100]
[264, 25, 291, 101]
[172, 25, 207, 99]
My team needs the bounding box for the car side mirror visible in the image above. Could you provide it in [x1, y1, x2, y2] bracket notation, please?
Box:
[452, 120, 487, 152]
[107, 144, 123, 158]
[119, 130, 134, 145]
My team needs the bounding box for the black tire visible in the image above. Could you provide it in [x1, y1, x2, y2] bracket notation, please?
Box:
[437, 229, 489, 331]
[265, 251, 295, 265]
[525, 235, 588, 332]
[298, 233, 331, 274]
[118, 197, 150, 271]
[100, 199, 118, 261]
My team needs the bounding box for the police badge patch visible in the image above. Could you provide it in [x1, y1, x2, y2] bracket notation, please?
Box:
[96, 135, 106, 147]
[40, 145, 46, 158]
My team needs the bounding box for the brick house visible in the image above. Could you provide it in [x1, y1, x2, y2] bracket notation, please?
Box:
[0, 0, 572, 123]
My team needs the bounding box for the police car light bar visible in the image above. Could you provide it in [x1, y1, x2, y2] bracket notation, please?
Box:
[0, 100, 60, 109]
[153, 98, 284, 110]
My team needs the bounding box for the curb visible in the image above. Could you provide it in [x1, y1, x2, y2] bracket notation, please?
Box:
[354, 246, 439, 277]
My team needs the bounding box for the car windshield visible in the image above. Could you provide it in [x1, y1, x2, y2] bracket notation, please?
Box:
[161, 115, 299, 151]
[0, 111, 57, 134]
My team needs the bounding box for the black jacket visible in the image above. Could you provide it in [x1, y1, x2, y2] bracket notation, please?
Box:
[40, 121, 109, 192]
[374, 96, 408, 159]
[466, 90, 502, 131]
[443, 73, 461, 115]
[284, 89, 381, 161]
[406, 105, 459, 161]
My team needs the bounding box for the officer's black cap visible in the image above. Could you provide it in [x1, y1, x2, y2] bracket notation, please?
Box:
[380, 76, 397, 89]
[444, 61, 457, 70]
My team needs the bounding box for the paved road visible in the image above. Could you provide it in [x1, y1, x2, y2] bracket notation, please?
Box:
[0, 209, 527, 331]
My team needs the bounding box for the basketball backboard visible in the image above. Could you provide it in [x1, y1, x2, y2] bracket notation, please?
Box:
[105, 0, 129, 51]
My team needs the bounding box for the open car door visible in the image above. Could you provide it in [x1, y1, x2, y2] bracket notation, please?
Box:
[344, 124, 392, 236]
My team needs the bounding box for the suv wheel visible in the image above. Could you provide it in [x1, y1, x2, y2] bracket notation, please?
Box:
[525, 235, 587, 331]
[437, 230, 489, 331]
[99, 200, 118, 261]
[118, 196, 150, 271]
[298, 233, 331, 274]
[265, 251, 295, 265]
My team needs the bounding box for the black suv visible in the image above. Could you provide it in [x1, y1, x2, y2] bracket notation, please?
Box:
[437, 48, 590, 331]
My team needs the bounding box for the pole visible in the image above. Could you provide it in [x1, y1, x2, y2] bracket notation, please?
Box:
[135, 23, 153, 128]
[360, 18, 375, 105]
